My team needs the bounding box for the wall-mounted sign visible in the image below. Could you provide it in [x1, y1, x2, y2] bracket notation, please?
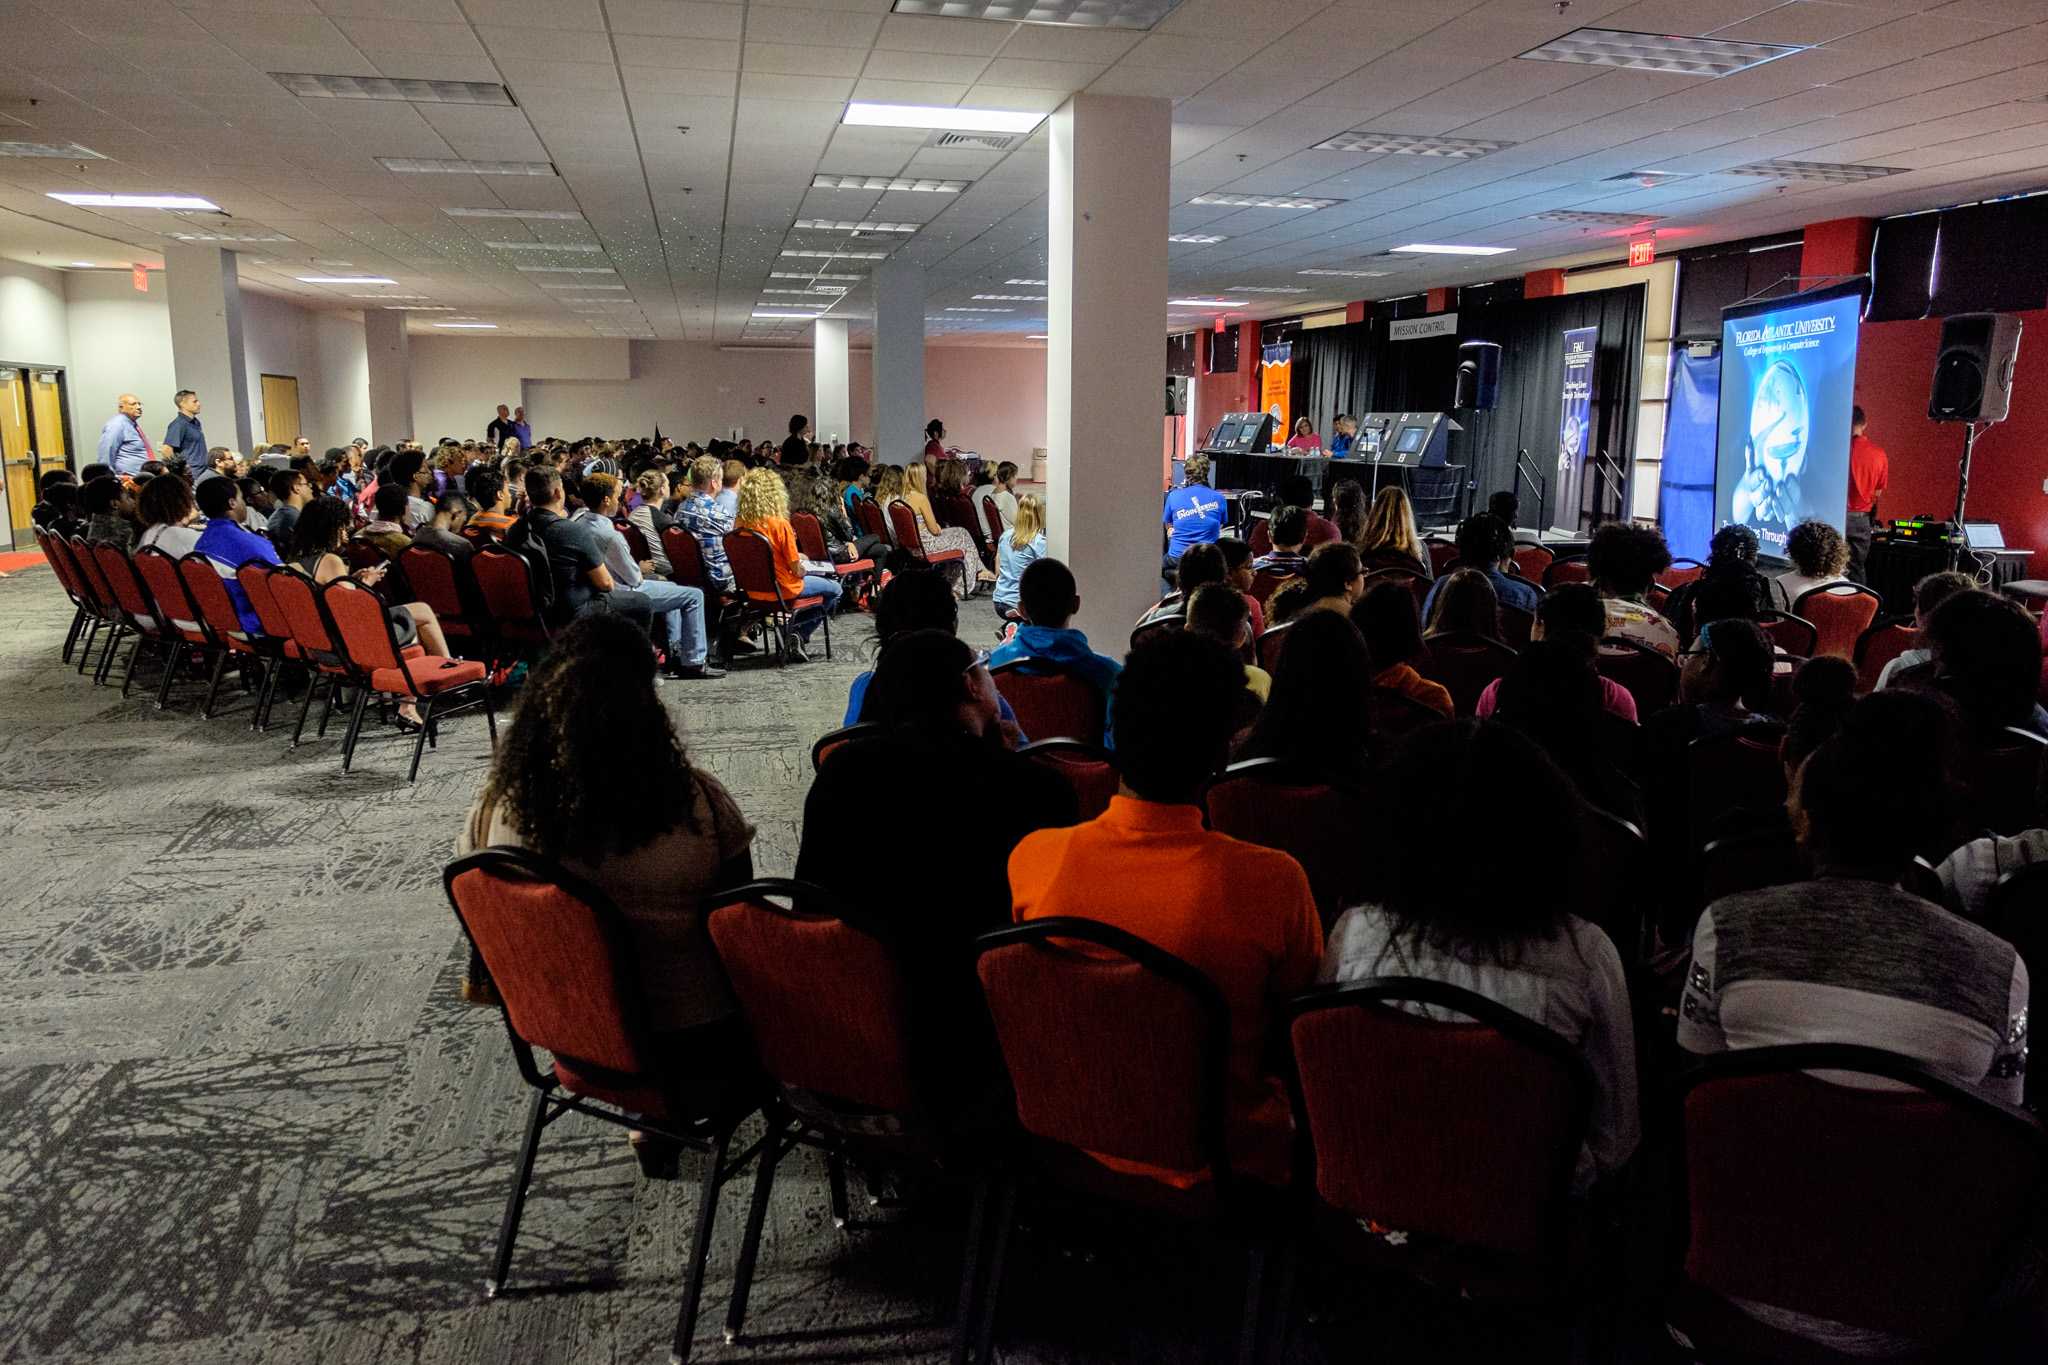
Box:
[1628, 238, 1656, 268]
[1387, 312, 1458, 341]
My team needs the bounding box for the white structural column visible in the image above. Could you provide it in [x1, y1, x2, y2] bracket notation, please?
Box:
[161, 243, 253, 454]
[813, 317, 850, 444]
[1046, 92, 1172, 646]
[363, 308, 414, 447]
[870, 258, 925, 463]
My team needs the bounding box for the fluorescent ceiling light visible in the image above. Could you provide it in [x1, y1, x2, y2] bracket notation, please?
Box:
[69, 261, 97, 268]
[47, 192, 222, 211]
[1518, 28, 1803, 77]
[434, 322, 499, 329]
[1007, 278, 1047, 286]
[1225, 286, 1310, 294]
[349, 292, 428, 299]
[1725, 159, 1907, 184]
[516, 265, 616, 274]
[169, 231, 294, 243]
[753, 310, 823, 318]
[888, 0, 1185, 31]
[271, 72, 515, 105]
[1298, 269, 1391, 278]
[1531, 210, 1666, 225]
[445, 207, 584, 221]
[946, 306, 1012, 312]
[390, 305, 456, 311]
[772, 271, 862, 281]
[794, 219, 919, 233]
[486, 240, 604, 252]
[1170, 297, 1248, 306]
[1027, 334, 1049, 339]
[811, 175, 966, 193]
[541, 282, 624, 290]
[1311, 132, 1510, 157]
[1390, 244, 1514, 256]
[0, 141, 104, 159]
[842, 102, 1045, 134]
[974, 293, 1046, 301]
[1189, 194, 1340, 210]
[1605, 170, 1691, 185]
[297, 274, 397, 284]
[763, 287, 846, 295]
[782, 249, 887, 260]
[1168, 234, 1226, 245]
[556, 295, 638, 302]
[380, 157, 554, 176]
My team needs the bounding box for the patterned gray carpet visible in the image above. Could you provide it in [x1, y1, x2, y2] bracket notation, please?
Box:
[2, 566, 1410, 1365]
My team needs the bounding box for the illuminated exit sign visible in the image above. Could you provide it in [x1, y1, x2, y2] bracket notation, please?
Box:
[1628, 238, 1656, 268]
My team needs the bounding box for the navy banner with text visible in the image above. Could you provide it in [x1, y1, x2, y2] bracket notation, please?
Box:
[1555, 325, 1599, 528]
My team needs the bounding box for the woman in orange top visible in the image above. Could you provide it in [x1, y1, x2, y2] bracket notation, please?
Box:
[1352, 578, 1453, 717]
[900, 462, 995, 597]
[734, 468, 840, 662]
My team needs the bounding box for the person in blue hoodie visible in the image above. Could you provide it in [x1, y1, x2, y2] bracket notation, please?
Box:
[988, 557, 1120, 746]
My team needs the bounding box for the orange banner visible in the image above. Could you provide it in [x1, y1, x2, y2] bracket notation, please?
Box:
[1259, 356, 1290, 450]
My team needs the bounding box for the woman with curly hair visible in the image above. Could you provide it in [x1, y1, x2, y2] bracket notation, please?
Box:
[1774, 518, 1851, 606]
[455, 613, 759, 1172]
[1587, 521, 1679, 658]
[735, 466, 841, 662]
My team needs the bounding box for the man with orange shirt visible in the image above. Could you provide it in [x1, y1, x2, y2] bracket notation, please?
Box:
[1008, 630, 1322, 1186]
[1845, 404, 1888, 583]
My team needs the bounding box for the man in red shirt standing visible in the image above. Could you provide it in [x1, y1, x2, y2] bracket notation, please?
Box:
[1845, 404, 1888, 583]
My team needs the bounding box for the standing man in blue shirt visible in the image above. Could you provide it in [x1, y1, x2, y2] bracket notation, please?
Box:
[509, 405, 532, 449]
[1162, 453, 1225, 586]
[165, 389, 209, 477]
[96, 393, 155, 477]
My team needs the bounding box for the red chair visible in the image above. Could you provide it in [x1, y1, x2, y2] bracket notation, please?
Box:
[706, 879, 998, 1356]
[1019, 738, 1118, 820]
[443, 849, 765, 1365]
[1792, 583, 1882, 660]
[36, 528, 97, 665]
[1579, 807, 1653, 964]
[1686, 726, 1789, 854]
[470, 545, 552, 654]
[1206, 758, 1371, 930]
[615, 516, 652, 564]
[660, 524, 711, 592]
[1963, 727, 2048, 837]
[1424, 537, 1458, 578]
[811, 722, 880, 771]
[1285, 979, 1593, 1302]
[1754, 610, 1819, 658]
[129, 546, 217, 707]
[1670, 1044, 2047, 1361]
[267, 567, 366, 749]
[1249, 567, 1298, 606]
[1662, 558, 1706, 590]
[1853, 616, 1917, 693]
[1595, 636, 1680, 717]
[885, 499, 967, 574]
[323, 577, 495, 780]
[1365, 685, 1445, 742]
[724, 529, 831, 663]
[177, 555, 276, 722]
[398, 543, 483, 647]
[64, 535, 134, 680]
[344, 538, 388, 572]
[990, 659, 1109, 744]
[1129, 615, 1181, 651]
[1365, 565, 1431, 614]
[971, 918, 1283, 1365]
[854, 496, 887, 545]
[235, 562, 303, 731]
[981, 494, 1005, 547]
[1511, 543, 1554, 584]
[1543, 555, 1591, 588]
[790, 510, 875, 591]
[1255, 621, 1293, 674]
[1416, 632, 1517, 718]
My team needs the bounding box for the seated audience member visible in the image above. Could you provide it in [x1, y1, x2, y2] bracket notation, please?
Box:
[1186, 583, 1271, 703]
[1216, 536, 1265, 638]
[1774, 518, 1851, 604]
[240, 475, 276, 531]
[463, 468, 516, 544]
[1251, 504, 1312, 578]
[1587, 521, 1680, 658]
[1475, 584, 1636, 723]
[287, 497, 451, 669]
[735, 467, 840, 663]
[677, 455, 737, 592]
[992, 492, 1047, 617]
[31, 469, 79, 532]
[1421, 513, 1540, 620]
[987, 557, 1120, 743]
[1493, 635, 1641, 824]
[1486, 489, 1520, 529]
[988, 460, 1020, 529]
[263, 467, 312, 548]
[37, 481, 85, 538]
[1162, 453, 1226, 578]
[1236, 606, 1375, 786]
[1139, 542, 1226, 628]
[1322, 720, 1637, 1191]
[901, 463, 991, 595]
[522, 467, 655, 633]
[1939, 757, 2048, 922]
[1641, 618, 1776, 772]
[1289, 542, 1366, 619]
[718, 459, 745, 518]
[628, 470, 676, 576]
[1357, 485, 1433, 578]
[574, 472, 720, 680]
[412, 493, 475, 560]
[1423, 567, 1502, 641]
[1665, 524, 1785, 633]
[870, 463, 905, 517]
[194, 475, 283, 630]
[1876, 570, 1972, 690]
[846, 567, 1020, 731]
[81, 476, 138, 552]
[1353, 580, 1452, 717]
[137, 474, 203, 557]
[456, 613, 759, 1169]
[386, 448, 436, 529]
[1010, 630, 1322, 1186]
[1919, 589, 2048, 740]
[1328, 478, 1368, 547]
[357, 485, 414, 560]
[835, 456, 871, 524]
[1248, 474, 1339, 555]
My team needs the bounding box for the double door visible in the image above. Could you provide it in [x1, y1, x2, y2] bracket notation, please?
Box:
[2, 367, 70, 549]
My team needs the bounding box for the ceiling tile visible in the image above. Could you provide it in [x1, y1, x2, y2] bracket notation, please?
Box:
[743, 42, 869, 76]
[743, 6, 886, 47]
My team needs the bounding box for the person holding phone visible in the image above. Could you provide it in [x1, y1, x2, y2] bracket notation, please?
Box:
[287, 497, 451, 725]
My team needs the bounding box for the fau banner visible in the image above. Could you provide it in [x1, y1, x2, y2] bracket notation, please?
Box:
[1260, 342, 1292, 450]
[1556, 325, 1598, 526]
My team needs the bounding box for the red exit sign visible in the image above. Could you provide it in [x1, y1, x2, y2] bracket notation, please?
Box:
[1628, 238, 1656, 268]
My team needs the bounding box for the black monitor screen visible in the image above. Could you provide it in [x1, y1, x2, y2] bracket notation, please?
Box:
[1237, 419, 1263, 444]
[1394, 425, 1427, 454]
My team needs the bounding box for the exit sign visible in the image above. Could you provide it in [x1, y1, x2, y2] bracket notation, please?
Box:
[132, 264, 148, 292]
[1628, 238, 1656, 268]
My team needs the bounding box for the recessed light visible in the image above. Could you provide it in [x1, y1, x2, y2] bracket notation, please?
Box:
[390, 305, 456, 311]
[297, 275, 397, 284]
[1007, 278, 1047, 286]
[349, 292, 428, 299]
[540, 282, 625, 290]
[1605, 170, 1692, 186]
[1725, 159, 1908, 184]
[1531, 210, 1667, 226]
[753, 310, 824, 318]
[782, 249, 888, 260]
[272, 72, 516, 105]
[515, 265, 616, 274]
[1027, 333, 1049, 339]
[69, 261, 97, 268]
[888, 0, 1184, 31]
[433, 322, 499, 329]
[1390, 244, 1514, 256]
[1224, 286, 1311, 294]
[169, 231, 295, 243]
[445, 207, 585, 221]
[1168, 234, 1227, 245]
[772, 271, 862, 281]
[793, 220, 920, 233]
[47, 192, 223, 211]
[973, 293, 1046, 301]
[486, 240, 604, 252]
[1311, 132, 1510, 157]
[0, 141, 104, 159]
[811, 175, 967, 193]
[1188, 195, 1341, 210]
[946, 306, 1012, 312]
[1519, 28, 1803, 77]
[1297, 269, 1392, 278]
[841, 102, 1045, 134]
[556, 295, 638, 302]
[379, 157, 555, 176]
[763, 287, 847, 295]
[1170, 297, 1249, 306]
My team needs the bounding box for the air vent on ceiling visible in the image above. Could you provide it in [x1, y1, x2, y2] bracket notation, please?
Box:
[926, 130, 1019, 152]
[1518, 28, 1803, 77]
[890, 0, 1184, 31]
[272, 73, 516, 106]
[1603, 170, 1692, 186]
[1311, 131, 1511, 158]
[0, 140, 104, 159]
[1725, 159, 1908, 184]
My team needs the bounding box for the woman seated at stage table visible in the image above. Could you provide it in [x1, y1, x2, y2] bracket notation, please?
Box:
[1357, 485, 1433, 578]
[1284, 416, 1321, 453]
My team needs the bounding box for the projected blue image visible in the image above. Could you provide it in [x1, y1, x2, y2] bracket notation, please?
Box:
[1715, 282, 1865, 557]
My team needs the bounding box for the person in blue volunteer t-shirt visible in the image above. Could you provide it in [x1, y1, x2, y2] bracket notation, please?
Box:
[1162, 453, 1225, 583]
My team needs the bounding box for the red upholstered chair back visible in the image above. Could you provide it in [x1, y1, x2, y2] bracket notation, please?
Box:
[812, 722, 880, 770]
[1249, 568, 1298, 606]
[1595, 637, 1680, 716]
[1662, 559, 1706, 590]
[1364, 565, 1431, 613]
[178, 556, 255, 647]
[445, 849, 650, 1085]
[661, 525, 709, 590]
[321, 577, 405, 674]
[345, 538, 388, 571]
[789, 511, 828, 562]
[1416, 632, 1516, 718]
[1577, 809, 1651, 964]
[130, 547, 206, 642]
[1855, 618, 1917, 693]
[1287, 980, 1589, 1260]
[1792, 583, 1882, 660]
[267, 568, 346, 669]
[1020, 739, 1118, 820]
[1255, 621, 1293, 674]
[1679, 1045, 2046, 1340]
[1754, 610, 1818, 658]
[723, 529, 784, 605]
[1364, 686, 1442, 742]
[981, 495, 1004, 545]
[1686, 726, 1789, 854]
[976, 918, 1230, 1181]
[471, 544, 543, 622]
[1424, 538, 1458, 578]
[1543, 555, 1590, 588]
[885, 499, 922, 554]
[616, 517, 651, 564]
[1510, 543, 1554, 583]
[398, 544, 472, 627]
[67, 536, 118, 612]
[237, 564, 295, 642]
[1964, 728, 2048, 837]
[990, 660, 1108, 744]
[39, 529, 87, 607]
[1206, 759, 1370, 930]
[708, 880, 918, 1114]
[855, 496, 886, 542]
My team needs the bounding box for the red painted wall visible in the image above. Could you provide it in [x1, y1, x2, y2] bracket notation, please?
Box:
[1192, 320, 1261, 439]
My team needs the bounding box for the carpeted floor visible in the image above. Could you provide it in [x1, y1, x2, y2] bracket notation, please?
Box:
[0, 565, 1601, 1365]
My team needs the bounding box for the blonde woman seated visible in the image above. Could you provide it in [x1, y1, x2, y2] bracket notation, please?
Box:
[1358, 485, 1432, 578]
[993, 493, 1047, 616]
[900, 463, 996, 597]
[734, 467, 840, 663]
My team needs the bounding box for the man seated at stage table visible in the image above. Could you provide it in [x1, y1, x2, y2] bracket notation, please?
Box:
[1327, 415, 1357, 459]
[1248, 474, 1341, 555]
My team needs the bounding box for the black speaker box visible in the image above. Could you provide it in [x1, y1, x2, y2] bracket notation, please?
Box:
[1455, 340, 1502, 410]
[1929, 311, 2023, 423]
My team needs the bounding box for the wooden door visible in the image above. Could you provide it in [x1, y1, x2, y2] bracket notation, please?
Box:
[29, 371, 67, 474]
[1, 370, 33, 541]
[260, 374, 301, 447]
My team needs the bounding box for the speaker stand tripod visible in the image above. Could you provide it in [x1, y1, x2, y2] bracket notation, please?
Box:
[1949, 420, 1984, 572]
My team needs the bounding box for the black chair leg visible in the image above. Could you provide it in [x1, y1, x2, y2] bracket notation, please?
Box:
[290, 674, 325, 748]
[154, 642, 185, 710]
[950, 1171, 994, 1365]
[406, 696, 435, 783]
[484, 692, 499, 747]
[61, 606, 85, 663]
[315, 677, 342, 738]
[200, 649, 231, 719]
[340, 686, 372, 772]
[1235, 1240, 1272, 1365]
[485, 1088, 550, 1298]
[971, 1172, 1018, 1365]
[724, 1120, 786, 1344]
[251, 659, 279, 732]
[827, 1152, 849, 1228]
[670, 1124, 734, 1365]
[76, 618, 102, 675]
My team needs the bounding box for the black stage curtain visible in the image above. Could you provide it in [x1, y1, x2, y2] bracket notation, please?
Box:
[1292, 282, 1647, 530]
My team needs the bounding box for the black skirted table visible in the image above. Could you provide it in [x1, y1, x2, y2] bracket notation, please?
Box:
[1865, 536, 2033, 615]
[1209, 450, 1470, 527]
